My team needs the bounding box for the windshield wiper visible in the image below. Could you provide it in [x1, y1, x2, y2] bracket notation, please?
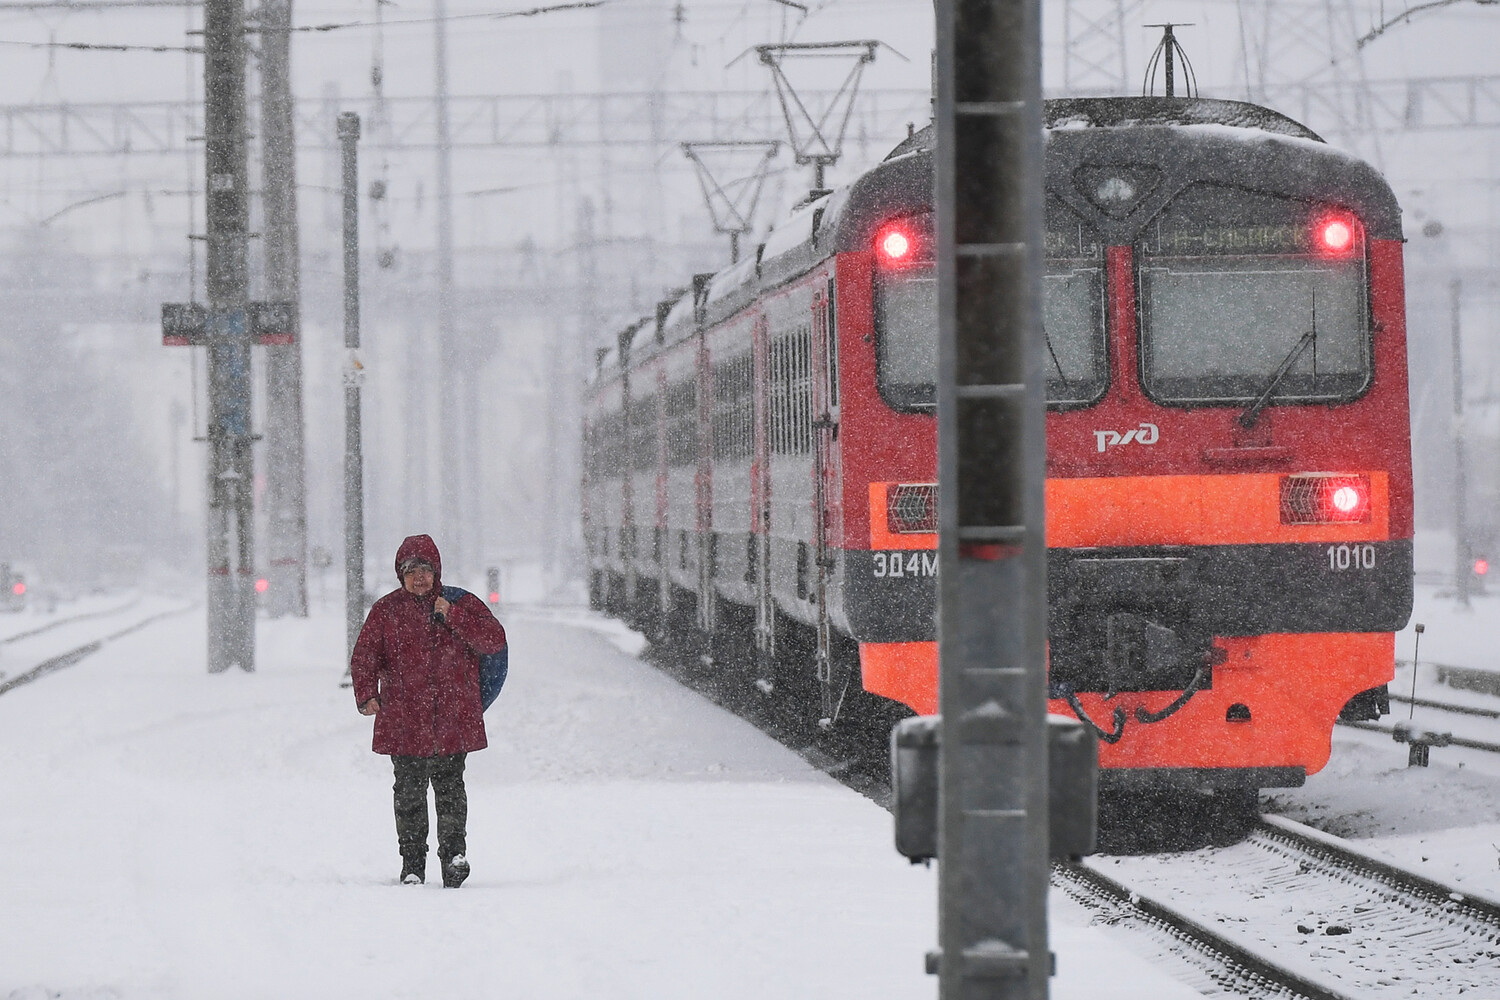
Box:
[1238, 327, 1317, 428]
[1043, 327, 1071, 390]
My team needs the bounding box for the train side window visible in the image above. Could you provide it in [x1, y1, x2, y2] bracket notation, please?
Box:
[628, 392, 658, 471]
[711, 353, 753, 462]
[665, 379, 696, 466]
[586, 407, 625, 478]
[1137, 184, 1372, 407]
[770, 326, 814, 455]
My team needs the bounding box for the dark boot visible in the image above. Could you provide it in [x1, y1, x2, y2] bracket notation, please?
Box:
[400, 849, 427, 885]
[441, 853, 469, 889]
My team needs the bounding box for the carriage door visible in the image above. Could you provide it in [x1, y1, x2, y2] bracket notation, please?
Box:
[812, 276, 845, 723]
[752, 313, 776, 663]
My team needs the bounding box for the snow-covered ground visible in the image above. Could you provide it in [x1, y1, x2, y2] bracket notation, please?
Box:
[7, 587, 1495, 999]
[1395, 581, 1500, 678]
[1265, 575, 1500, 905]
[0, 603, 1210, 1000]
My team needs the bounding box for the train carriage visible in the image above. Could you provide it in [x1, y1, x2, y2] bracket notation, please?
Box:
[581, 96, 1414, 793]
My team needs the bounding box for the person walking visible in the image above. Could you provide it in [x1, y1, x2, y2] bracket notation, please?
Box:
[351, 534, 507, 887]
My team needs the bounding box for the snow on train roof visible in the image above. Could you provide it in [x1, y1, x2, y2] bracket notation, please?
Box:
[627, 317, 657, 356]
[1044, 97, 1324, 140]
[661, 288, 695, 335]
[882, 97, 1324, 162]
[705, 255, 759, 306]
[760, 192, 831, 262]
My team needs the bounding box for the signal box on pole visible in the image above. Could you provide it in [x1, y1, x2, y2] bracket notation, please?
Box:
[162, 301, 296, 347]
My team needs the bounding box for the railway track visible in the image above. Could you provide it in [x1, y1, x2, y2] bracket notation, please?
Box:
[1388, 691, 1500, 720]
[1059, 814, 1500, 999]
[0, 595, 142, 648]
[564, 608, 1500, 996]
[0, 598, 194, 698]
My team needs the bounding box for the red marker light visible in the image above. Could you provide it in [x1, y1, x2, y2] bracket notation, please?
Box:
[1318, 217, 1355, 252]
[255, 578, 269, 593]
[1330, 485, 1361, 514]
[488, 592, 500, 603]
[1476, 559, 1490, 577]
[1279, 473, 1372, 524]
[12, 582, 24, 596]
[880, 229, 911, 261]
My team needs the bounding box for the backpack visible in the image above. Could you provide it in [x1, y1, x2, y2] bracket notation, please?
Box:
[441, 586, 508, 711]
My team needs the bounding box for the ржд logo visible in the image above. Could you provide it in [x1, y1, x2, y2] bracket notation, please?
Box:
[1094, 422, 1159, 453]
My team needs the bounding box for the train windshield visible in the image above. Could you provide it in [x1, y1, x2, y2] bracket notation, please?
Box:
[872, 205, 1108, 410]
[1138, 186, 1372, 406]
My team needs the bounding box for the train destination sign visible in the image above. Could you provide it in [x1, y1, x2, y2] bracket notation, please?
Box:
[161, 301, 296, 346]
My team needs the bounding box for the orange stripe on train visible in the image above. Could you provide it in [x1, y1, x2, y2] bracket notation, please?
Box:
[1047, 472, 1391, 547]
[868, 473, 1391, 550]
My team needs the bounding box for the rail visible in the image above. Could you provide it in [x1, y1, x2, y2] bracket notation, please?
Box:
[0, 602, 195, 698]
[1060, 814, 1500, 998]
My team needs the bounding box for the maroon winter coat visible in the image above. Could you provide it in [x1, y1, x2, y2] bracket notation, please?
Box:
[350, 534, 508, 757]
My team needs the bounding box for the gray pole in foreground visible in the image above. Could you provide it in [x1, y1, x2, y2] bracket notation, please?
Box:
[339, 112, 365, 664]
[934, 0, 1050, 996]
[1450, 278, 1470, 606]
[433, 0, 460, 568]
[204, 0, 255, 673]
[259, 0, 309, 618]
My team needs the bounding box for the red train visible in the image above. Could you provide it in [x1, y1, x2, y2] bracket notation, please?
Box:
[582, 96, 1413, 798]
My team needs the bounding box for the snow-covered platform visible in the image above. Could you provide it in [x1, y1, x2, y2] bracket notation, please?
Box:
[0, 604, 1205, 1000]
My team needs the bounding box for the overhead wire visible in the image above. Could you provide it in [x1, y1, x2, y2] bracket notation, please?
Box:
[0, 0, 609, 51]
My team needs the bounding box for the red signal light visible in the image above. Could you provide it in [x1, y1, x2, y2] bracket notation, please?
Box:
[488, 592, 500, 603]
[255, 578, 269, 593]
[880, 229, 912, 262]
[12, 582, 24, 596]
[1476, 559, 1490, 577]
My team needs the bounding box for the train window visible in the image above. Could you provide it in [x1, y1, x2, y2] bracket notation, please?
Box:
[1043, 196, 1108, 406]
[770, 326, 814, 455]
[1138, 185, 1371, 407]
[628, 392, 658, 471]
[711, 354, 753, 461]
[584, 408, 625, 479]
[873, 205, 1108, 411]
[665, 379, 696, 466]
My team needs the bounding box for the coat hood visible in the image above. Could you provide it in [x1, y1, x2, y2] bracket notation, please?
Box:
[394, 534, 443, 589]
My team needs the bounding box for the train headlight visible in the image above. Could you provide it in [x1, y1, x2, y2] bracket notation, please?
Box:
[1321, 220, 1353, 251]
[1279, 474, 1372, 524]
[879, 228, 912, 262]
[1313, 213, 1360, 255]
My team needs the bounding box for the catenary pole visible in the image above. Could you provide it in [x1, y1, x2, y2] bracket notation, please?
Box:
[933, 0, 1050, 996]
[1450, 278, 1470, 606]
[340, 112, 365, 664]
[203, 0, 255, 672]
[259, 0, 309, 618]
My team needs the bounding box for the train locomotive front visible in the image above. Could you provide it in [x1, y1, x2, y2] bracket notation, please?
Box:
[582, 96, 1414, 793]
